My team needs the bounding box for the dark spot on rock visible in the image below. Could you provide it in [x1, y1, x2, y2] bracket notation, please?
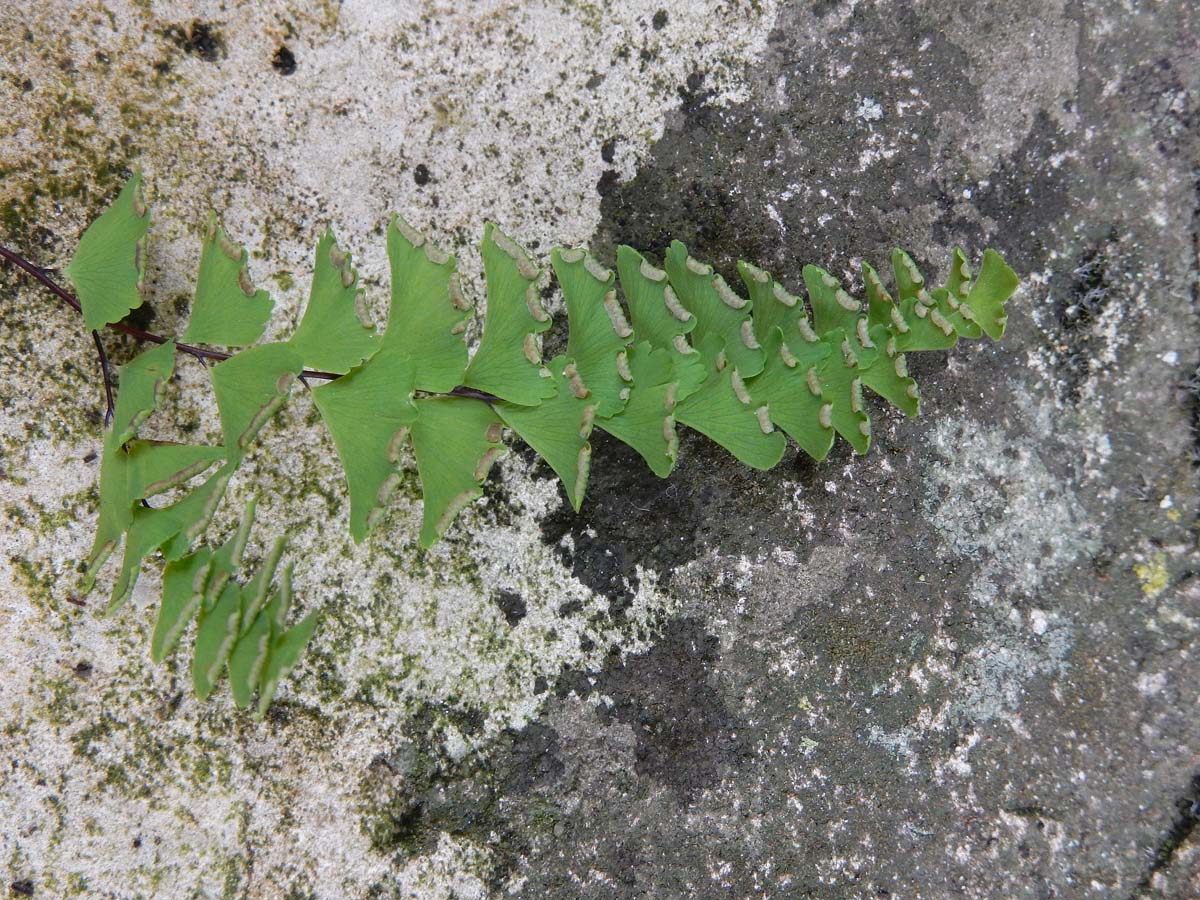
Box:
[165, 20, 225, 63]
[361, 709, 564, 878]
[1046, 233, 1121, 401]
[594, 618, 741, 798]
[596, 169, 620, 197]
[493, 589, 526, 625]
[413, 163, 431, 186]
[19, 78, 32, 92]
[1119, 57, 1194, 158]
[502, 723, 565, 794]
[972, 111, 1073, 271]
[271, 45, 296, 75]
[652, 9, 668, 29]
[600, 137, 618, 164]
[1186, 174, 1200, 469]
[677, 71, 714, 117]
[557, 599, 583, 617]
[72, 661, 92, 678]
[371, 798, 428, 853]
[540, 428, 791, 614]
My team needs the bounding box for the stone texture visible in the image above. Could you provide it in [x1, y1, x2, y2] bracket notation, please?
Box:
[1, 0, 1198, 898]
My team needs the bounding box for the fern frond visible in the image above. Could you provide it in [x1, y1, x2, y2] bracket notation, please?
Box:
[45, 173, 1018, 713]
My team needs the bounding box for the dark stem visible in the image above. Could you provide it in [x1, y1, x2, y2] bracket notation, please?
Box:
[91, 329, 115, 425]
[0, 243, 82, 313]
[0, 242, 500, 401]
[447, 386, 502, 403]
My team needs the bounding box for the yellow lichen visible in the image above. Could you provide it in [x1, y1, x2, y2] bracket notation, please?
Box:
[1133, 553, 1169, 598]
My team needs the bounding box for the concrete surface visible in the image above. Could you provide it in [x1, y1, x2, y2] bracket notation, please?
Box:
[1, 1, 1198, 897]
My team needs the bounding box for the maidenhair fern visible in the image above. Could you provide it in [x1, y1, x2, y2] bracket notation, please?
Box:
[1, 173, 1019, 714]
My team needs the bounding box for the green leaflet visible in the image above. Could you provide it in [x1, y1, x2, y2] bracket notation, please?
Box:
[384, 216, 472, 393]
[740, 260, 813, 350]
[865, 249, 1021, 351]
[804, 265, 862, 338]
[210, 342, 304, 457]
[938, 249, 983, 340]
[124, 440, 226, 500]
[853, 324, 920, 418]
[65, 172, 151, 330]
[256, 566, 319, 718]
[239, 535, 286, 632]
[754, 328, 836, 461]
[288, 229, 381, 374]
[193, 580, 243, 700]
[963, 249, 1020, 340]
[228, 602, 272, 709]
[309, 217, 482, 543]
[462, 223, 554, 405]
[863, 261, 897, 332]
[257, 612, 319, 718]
[554, 247, 632, 418]
[616, 246, 695, 354]
[226, 543, 285, 709]
[665, 240, 765, 377]
[83, 342, 224, 594]
[108, 466, 233, 612]
[311, 350, 418, 542]
[596, 341, 694, 477]
[151, 517, 313, 714]
[181, 215, 274, 346]
[201, 500, 257, 605]
[410, 395, 506, 547]
[886, 250, 961, 352]
[85, 340, 177, 582]
[674, 335, 787, 471]
[87, 435, 132, 584]
[811, 328, 872, 455]
[889, 300, 956, 353]
[496, 356, 597, 512]
[152, 547, 212, 663]
[111, 339, 176, 446]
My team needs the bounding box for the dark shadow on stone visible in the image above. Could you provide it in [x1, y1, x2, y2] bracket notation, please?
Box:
[594, 617, 742, 799]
